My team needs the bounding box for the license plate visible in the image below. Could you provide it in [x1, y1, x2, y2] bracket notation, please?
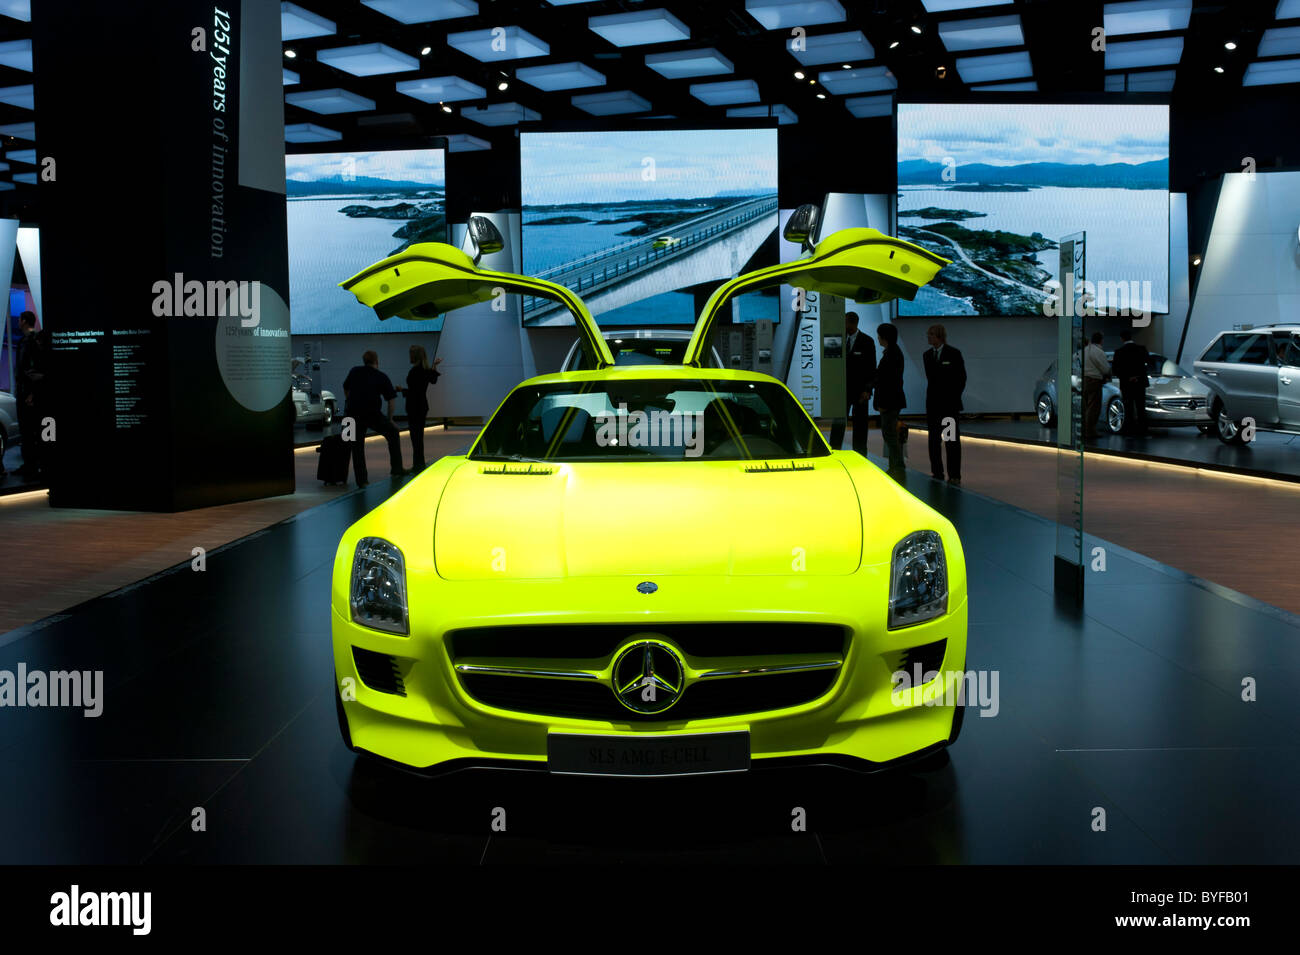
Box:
[547, 731, 750, 777]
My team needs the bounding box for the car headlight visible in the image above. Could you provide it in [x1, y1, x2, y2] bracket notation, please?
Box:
[350, 537, 408, 635]
[888, 530, 948, 629]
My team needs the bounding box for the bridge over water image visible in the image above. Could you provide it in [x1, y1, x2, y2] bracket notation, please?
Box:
[521, 194, 779, 325]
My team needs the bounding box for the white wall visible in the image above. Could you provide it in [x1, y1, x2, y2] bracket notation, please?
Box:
[1182, 170, 1300, 364]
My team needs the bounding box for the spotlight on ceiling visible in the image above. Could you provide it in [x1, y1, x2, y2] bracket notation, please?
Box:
[498, 80, 509, 90]
[936, 64, 947, 79]
[441, 103, 452, 112]
[889, 40, 900, 49]
[794, 70, 805, 79]
[1224, 41, 1237, 50]
[816, 92, 826, 99]
[911, 24, 923, 35]
[1214, 65, 1224, 73]
[285, 49, 297, 58]
[421, 46, 432, 56]
[1192, 255, 1202, 266]
[842, 63, 851, 69]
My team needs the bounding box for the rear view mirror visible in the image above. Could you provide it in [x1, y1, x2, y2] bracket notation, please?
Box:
[783, 204, 821, 250]
[466, 215, 504, 263]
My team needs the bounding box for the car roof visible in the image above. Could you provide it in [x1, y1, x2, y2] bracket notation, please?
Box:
[521, 366, 779, 387]
[599, 328, 693, 341]
[1213, 324, 1299, 333]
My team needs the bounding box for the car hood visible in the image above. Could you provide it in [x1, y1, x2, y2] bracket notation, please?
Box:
[433, 458, 863, 579]
[1148, 375, 1210, 398]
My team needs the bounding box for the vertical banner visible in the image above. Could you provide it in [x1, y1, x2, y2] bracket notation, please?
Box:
[787, 289, 822, 417]
[33, 0, 293, 511]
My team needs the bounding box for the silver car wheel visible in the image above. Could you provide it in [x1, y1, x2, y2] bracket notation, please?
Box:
[1107, 398, 1125, 434]
[1217, 408, 1239, 441]
[1036, 394, 1053, 425]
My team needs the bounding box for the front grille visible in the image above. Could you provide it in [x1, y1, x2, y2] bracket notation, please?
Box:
[449, 622, 848, 722]
[449, 623, 847, 661]
[459, 668, 836, 722]
[353, 647, 406, 696]
[1159, 397, 1205, 411]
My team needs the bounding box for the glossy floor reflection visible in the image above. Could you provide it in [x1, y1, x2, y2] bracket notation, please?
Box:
[0, 466, 1297, 864]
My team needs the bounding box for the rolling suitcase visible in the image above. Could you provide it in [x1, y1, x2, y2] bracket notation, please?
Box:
[316, 434, 350, 485]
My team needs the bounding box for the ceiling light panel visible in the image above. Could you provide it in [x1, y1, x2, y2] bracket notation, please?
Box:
[919, 0, 1006, 11]
[0, 85, 34, 109]
[0, 121, 34, 139]
[316, 42, 419, 76]
[0, 39, 32, 71]
[588, 9, 690, 47]
[844, 93, 893, 118]
[1258, 26, 1300, 57]
[444, 133, 491, 152]
[6, 148, 34, 164]
[1243, 57, 1300, 84]
[395, 75, 486, 102]
[644, 48, 734, 78]
[1104, 36, 1184, 69]
[1279, 0, 1300, 18]
[281, 3, 336, 41]
[970, 80, 1038, 90]
[461, 102, 541, 125]
[446, 26, 549, 61]
[746, 0, 846, 30]
[817, 65, 897, 93]
[516, 62, 606, 91]
[572, 90, 651, 114]
[689, 79, 761, 105]
[284, 123, 342, 142]
[727, 104, 798, 124]
[788, 30, 874, 65]
[954, 50, 1033, 82]
[360, 0, 478, 23]
[1102, 1, 1192, 36]
[283, 68, 300, 85]
[284, 88, 375, 113]
[937, 15, 1024, 52]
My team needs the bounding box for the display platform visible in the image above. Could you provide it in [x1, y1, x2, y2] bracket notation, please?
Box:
[1, 459, 1296, 865]
[927, 417, 1300, 484]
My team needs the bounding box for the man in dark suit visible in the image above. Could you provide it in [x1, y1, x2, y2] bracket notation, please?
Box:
[1111, 329, 1149, 436]
[342, 350, 406, 487]
[829, 311, 877, 454]
[923, 324, 967, 484]
[873, 323, 906, 482]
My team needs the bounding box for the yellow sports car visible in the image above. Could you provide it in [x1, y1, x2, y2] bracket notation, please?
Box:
[331, 212, 966, 777]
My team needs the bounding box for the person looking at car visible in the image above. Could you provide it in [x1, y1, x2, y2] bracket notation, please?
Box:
[1082, 331, 1111, 440]
[395, 345, 442, 472]
[923, 323, 966, 485]
[15, 311, 47, 480]
[1112, 329, 1149, 436]
[342, 350, 405, 487]
[874, 322, 906, 482]
[829, 311, 876, 455]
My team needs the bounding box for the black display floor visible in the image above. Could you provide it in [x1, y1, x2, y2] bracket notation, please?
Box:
[943, 417, 1300, 483]
[1, 465, 1297, 864]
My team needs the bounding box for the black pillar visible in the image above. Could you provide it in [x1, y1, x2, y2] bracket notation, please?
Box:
[33, 0, 293, 510]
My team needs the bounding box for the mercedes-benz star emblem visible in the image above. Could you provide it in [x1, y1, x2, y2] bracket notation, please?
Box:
[611, 640, 684, 714]
[636, 581, 658, 594]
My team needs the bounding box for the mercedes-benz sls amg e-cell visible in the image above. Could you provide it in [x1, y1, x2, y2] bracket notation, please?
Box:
[331, 207, 967, 778]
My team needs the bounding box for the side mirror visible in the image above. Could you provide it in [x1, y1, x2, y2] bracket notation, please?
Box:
[783, 203, 820, 251]
[467, 215, 504, 263]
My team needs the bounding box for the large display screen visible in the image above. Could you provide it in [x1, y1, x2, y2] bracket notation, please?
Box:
[896, 102, 1169, 317]
[519, 128, 779, 327]
[286, 148, 446, 334]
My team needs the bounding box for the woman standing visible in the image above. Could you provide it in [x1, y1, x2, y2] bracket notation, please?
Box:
[397, 345, 442, 471]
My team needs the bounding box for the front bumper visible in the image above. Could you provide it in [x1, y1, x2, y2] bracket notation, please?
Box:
[331, 573, 969, 774]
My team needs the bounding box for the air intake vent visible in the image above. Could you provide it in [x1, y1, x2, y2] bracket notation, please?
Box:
[886, 639, 948, 680]
[353, 647, 406, 696]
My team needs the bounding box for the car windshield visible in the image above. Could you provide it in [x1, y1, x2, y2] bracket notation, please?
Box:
[471, 378, 830, 462]
[609, 340, 688, 365]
